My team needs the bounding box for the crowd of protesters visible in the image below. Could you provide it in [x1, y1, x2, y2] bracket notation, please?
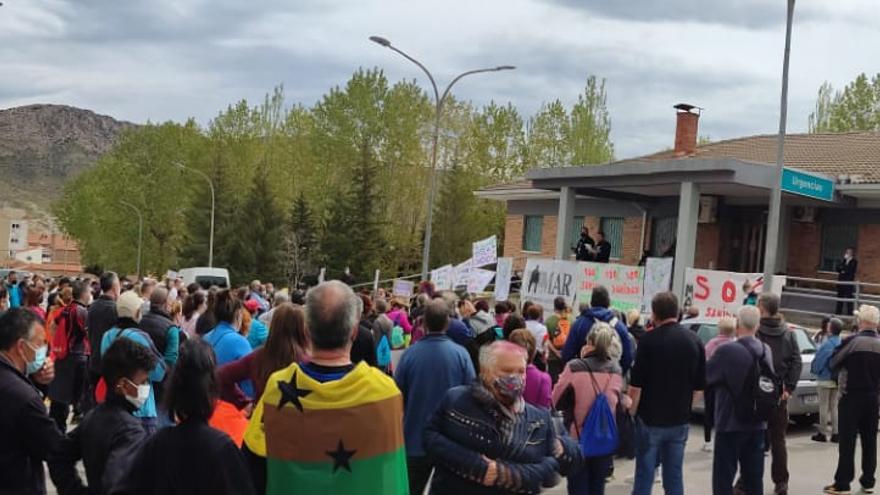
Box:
[1, 266, 879, 495]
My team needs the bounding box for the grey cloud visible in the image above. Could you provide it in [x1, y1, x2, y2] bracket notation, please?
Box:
[544, 0, 790, 29]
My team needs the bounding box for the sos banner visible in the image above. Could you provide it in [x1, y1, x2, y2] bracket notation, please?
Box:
[684, 268, 763, 318]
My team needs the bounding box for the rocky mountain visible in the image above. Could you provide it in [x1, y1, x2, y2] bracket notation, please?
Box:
[0, 104, 135, 211]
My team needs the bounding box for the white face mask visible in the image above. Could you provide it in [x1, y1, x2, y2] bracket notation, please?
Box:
[125, 381, 151, 410]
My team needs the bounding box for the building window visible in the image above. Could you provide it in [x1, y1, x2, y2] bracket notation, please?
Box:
[569, 216, 585, 253]
[820, 223, 858, 272]
[522, 215, 544, 252]
[600, 217, 625, 259]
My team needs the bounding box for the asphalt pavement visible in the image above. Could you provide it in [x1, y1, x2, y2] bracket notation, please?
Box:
[546, 420, 859, 495]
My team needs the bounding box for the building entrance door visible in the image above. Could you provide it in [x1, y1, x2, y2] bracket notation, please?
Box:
[724, 208, 767, 273]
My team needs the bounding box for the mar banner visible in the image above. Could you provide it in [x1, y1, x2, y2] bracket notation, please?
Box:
[468, 268, 496, 294]
[494, 257, 513, 302]
[472, 235, 498, 267]
[684, 268, 763, 318]
[430, 264, 454, 291]
[522, 258, 580, 314]
[576, 262, 644, 313]
[642, 257, 673, 312]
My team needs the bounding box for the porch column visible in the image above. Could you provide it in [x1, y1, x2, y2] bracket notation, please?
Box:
[672, 182, 700, 298]
[555, 186, 576, 260]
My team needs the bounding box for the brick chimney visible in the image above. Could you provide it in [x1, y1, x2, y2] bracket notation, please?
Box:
[673, 103, 700, 156]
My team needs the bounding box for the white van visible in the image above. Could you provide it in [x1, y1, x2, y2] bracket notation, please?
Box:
[179, 267, 230, 289]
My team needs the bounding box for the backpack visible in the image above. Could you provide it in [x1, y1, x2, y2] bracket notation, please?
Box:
[552, 317, 571, 348]
[51, 304, 84, 361]
[376, 335, 392, 368]
[732, 340, 779, 423]
[390, 314, 406, 349]
[577, 366, 618, 457]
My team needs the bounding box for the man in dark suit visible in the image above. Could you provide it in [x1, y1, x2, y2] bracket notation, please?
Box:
[836, 247, 858, 317]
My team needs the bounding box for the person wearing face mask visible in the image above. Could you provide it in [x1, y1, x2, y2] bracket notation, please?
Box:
[0, 307, 64, 495]
[424, 341, 582, 494]
[100, 290, 167, 435]
[49, 337, 158, 494]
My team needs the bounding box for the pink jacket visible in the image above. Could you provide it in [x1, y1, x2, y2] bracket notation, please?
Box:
[552, 357, 628, 439]
[387, 308, 413, 333]
[524, 364, 552, 409]
[705, 334, 735, 361]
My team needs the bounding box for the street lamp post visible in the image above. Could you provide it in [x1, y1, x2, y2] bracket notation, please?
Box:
[176, 162, 215, 267]
[120, 200, 143, 279]
[762, 0, 795, 293]
[369, 36, 514, 281]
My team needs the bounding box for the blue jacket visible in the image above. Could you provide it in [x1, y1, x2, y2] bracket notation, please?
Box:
[246, 318, 268, 349]
[204, 322, 254, 396]
[100, 327, 166, 419]
[561, 306, 633, 373]
[446, 317, 474, 347]
[394, 334, 475, 457]
[811, 334, 842, 381]
[7, 283, 21, 308]
[423, 384, 581, 494]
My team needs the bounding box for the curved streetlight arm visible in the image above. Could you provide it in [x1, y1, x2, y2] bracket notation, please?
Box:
[385, 45, 440, 105]
[176, 162, 215, 267]
[439, 66, 514, 109]
[119, 200, 143, 279]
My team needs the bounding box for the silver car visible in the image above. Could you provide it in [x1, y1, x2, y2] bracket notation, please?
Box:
[681, 317, 819, 418]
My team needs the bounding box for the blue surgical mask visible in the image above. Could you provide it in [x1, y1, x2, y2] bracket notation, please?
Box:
[25, 342, 48, 375]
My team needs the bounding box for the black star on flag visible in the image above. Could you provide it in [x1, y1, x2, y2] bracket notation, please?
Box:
[326, 439, 357, 473]
[277, 370, 311, 412]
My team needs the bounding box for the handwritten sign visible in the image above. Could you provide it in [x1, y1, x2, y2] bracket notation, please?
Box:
[453, 258, 473, 288]
[392, 279, 414, 298]
[684, 268, 762, 318]
[576, 261, 644, 312]
[642, 257, 673, 312]
[430, 264, 454, 291]
[494, 257, 513, 301]
[472, 235, 498, 267]
[468, 268, 496, 294]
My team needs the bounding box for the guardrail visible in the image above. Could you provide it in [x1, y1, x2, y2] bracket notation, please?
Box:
[781, 275, 880, 320]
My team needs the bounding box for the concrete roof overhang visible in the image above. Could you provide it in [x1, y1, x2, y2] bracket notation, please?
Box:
[522, 158, 852, 206]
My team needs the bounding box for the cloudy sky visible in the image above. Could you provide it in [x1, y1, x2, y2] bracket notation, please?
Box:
[1, 0, 878, 159]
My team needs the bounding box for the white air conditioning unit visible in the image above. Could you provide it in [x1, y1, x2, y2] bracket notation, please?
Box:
[793, 206, 817, 223]
[698, 196, 718, 223]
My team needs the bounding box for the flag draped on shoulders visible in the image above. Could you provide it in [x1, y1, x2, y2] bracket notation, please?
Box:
[244, 361, 409, 494]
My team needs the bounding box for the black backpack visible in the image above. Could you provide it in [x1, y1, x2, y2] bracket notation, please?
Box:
[733, 340, 780, 423]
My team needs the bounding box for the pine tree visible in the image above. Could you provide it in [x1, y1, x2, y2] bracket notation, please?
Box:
[286, 193, 318, 288]
[229, 167, 285, 284]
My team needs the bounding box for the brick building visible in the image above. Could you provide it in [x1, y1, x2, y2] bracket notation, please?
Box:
[477, 105, 880, 296]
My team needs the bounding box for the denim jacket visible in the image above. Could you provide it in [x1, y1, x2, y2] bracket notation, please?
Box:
[811, 334, 842, 381]
[423, 383, 581, 494]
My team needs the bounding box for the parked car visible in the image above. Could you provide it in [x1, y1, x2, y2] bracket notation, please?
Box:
[681, 317, 818, 417]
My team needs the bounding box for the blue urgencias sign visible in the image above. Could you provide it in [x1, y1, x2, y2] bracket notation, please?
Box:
[782, 168, 835, 202]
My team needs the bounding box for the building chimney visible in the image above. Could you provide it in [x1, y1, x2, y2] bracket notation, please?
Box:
[673, 103, 700, 156]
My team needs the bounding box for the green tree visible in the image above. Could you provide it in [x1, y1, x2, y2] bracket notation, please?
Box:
[285, 193, 318, 288]
[809, 74, 880, 132]
[227, 167, 285, 284]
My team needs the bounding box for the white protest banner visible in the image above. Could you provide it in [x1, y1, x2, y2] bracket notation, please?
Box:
[392, 279, 415, 298]
[576, 262, 644, 313]
[453, 258, 473, 288]
[468, 268, 496, 293]
[430, 264, 454, 291]
[522, 258, 580, 314]
[472, 235, 498, 267]
[494, 257, 513, 301]
[642, 257, 673, 312]
[318, 268, 326, 284]
[684, 268, 763, 318]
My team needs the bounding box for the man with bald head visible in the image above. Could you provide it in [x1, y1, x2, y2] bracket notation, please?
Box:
[824, 305, 880, 495]
[395, 298, 475, 494]
[243, 281, 409, 494]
